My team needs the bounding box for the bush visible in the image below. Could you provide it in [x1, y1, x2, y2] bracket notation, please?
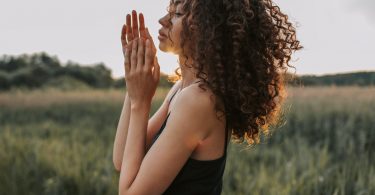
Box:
[42, 75, 92, 91]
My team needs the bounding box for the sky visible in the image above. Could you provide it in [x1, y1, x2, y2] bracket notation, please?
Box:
[0, 0, 374, 78]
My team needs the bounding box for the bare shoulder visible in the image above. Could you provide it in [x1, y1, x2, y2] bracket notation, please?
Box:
[181, 82, 223, 116]
[173, 82, 215, 114]
[169, 83, 220, 139]
[165, 80, 182, 103]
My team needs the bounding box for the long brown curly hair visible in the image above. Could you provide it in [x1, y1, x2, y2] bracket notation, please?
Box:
[165, 0, 302, 146]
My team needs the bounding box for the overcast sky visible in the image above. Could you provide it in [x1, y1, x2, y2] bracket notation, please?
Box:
[1, 0, 374, 78]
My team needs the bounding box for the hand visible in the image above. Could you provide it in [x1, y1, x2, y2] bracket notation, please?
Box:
[121, 10, 157, 62]
[124, 38, 160, 108]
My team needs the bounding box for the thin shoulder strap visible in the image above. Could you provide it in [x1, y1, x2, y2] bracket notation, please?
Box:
[169, 80, 202, 104]
[224, 119, 230, 155]
[166, 87, 180, 117]
[168, 87, 180, 104]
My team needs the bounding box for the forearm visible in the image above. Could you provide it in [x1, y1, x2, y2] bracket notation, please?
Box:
[119, 103, 150, 193]
[113, 91, 131, 171]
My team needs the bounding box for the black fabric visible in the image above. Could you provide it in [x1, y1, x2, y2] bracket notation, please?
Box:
[150, 88, 229, 195]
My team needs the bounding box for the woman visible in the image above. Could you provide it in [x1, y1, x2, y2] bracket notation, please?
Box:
[113, 0, 302, 194]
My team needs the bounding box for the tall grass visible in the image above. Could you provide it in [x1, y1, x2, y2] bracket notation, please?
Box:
[0, 86, 374, 195]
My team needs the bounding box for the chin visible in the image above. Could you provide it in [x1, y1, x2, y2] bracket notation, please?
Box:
[158, 43, 167, 52]
[158, 42, 178, 55]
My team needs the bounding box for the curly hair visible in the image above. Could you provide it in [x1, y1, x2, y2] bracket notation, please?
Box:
[165, 0, 302, 146]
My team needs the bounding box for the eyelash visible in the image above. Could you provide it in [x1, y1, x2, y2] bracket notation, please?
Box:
[174, 12, 183, 17]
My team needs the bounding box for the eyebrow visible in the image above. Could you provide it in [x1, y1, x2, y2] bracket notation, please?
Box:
[168, 0, 183, 12]
[174, 0, 182, 5]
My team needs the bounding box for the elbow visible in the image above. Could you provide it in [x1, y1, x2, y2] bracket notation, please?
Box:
[114, 164, 121, 172]
[113, 158, 122, 172]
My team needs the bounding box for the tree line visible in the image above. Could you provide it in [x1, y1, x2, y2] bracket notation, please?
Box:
[0, 52, 374, 91]
[289, 72, 375, 86]
[0, 52, 173, 91]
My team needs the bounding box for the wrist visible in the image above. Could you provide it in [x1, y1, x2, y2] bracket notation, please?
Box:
[131, 102, 151, 112]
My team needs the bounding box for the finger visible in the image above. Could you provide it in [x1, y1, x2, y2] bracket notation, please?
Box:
[121, 24, 127, 45]
[153, 56, 160, 82]
[137, 38, 145, 70]
[145, 28, 156, 53]
[139, 13, 147, 39]
[126, 14, 133, 42]
[132, 10, 139, 38]
[131, 38, 138, 71]
[124, 41, 132, 75]
[144, 39, 153, 70]
[121, 25, 127, 56]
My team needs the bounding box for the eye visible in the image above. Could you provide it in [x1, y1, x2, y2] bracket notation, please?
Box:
[174, 12, 184, 17]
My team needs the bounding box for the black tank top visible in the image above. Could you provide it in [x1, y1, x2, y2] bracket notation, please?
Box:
[150, 86, 229, 195]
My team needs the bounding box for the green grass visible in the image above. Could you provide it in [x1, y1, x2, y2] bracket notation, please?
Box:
[0, 86, 374, 195]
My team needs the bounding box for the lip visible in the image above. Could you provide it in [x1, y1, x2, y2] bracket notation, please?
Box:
[158, 30, 168, 38]
[158, 35, 167, 41]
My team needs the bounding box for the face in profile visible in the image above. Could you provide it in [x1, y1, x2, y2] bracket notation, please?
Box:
[158, 0, 187, 55]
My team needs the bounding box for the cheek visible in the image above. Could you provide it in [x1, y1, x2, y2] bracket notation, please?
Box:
[171, 24, 183, 43]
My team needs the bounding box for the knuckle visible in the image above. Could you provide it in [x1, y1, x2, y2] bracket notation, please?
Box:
[143, 68, 152, 75]
[147, 52, 153, 58]
[131, 56, 136, 61]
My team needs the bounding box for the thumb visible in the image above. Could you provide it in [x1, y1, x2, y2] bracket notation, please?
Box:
[153, 56, 160, 82]
[146, 28, 157, 54]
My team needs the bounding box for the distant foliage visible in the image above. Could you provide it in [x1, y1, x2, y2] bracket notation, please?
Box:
[1, 52, 373, 90]
[289, 72, 375, 86]
[0, 53, 59, 90]
[42, 75, 92, 91]
[113, 72, 174, 89]
[57, 61, 113, 88]
[0, 52, 173, 91]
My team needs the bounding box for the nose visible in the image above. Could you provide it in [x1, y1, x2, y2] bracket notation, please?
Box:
[158, 13, 170, 28]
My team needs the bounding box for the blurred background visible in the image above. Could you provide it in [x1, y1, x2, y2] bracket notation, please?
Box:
[0, 0, 374, 194]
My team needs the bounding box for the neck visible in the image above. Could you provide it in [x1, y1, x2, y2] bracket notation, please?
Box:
[178, 55, 201, 89]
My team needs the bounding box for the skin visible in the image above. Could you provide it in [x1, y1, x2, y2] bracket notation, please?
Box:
[115, 3, 227, 194]
[113, 11, 163, 173]
[157, 0, 202, 89]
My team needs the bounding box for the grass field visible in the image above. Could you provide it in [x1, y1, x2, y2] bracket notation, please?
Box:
[0, 86, 374, 195]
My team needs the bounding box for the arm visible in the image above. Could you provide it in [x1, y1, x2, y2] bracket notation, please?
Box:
[119, 87, 212, 195]
[113, 80, 181, 171]
[113, 91, 132, 171]
[115, 9, 162, 171]
[145, 80, 181, 152]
